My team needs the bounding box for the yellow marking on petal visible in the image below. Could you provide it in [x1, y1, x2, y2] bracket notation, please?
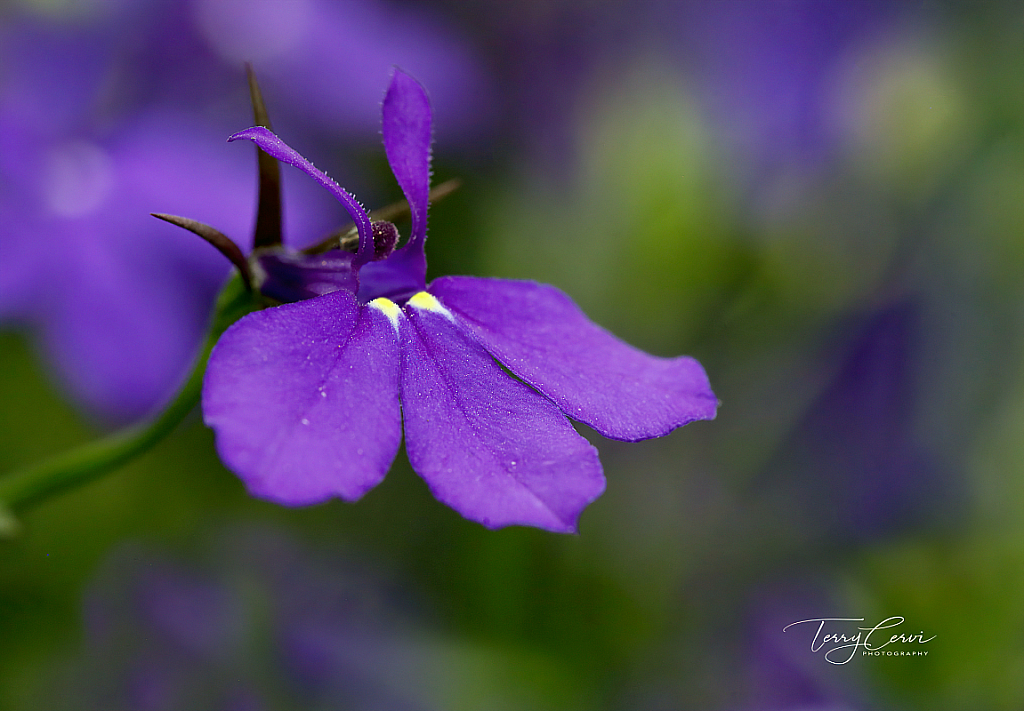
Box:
[368, 297, 402, 333]
[407, 291, 453, 320]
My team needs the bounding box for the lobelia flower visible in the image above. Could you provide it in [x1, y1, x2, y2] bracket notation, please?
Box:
[764, 300, 950, 543]
[57, 527, 444, 711]
[187, 69, 717, 533]
[673, 0, 902, 176]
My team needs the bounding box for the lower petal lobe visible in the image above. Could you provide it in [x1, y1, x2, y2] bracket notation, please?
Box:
[399, 294, 605, 533]
[430, 276, 718, 442]
[202, 290, 401, 505]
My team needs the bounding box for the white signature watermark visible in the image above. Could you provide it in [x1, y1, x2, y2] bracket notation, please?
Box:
[783, 616, 936, 664]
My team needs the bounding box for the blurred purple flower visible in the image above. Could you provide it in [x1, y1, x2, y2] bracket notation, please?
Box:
[191, 0, 494, 143]
[0, 17, 310, 422]
[197, 70, 716, 532]
[736, 582, 867, 711]
[674, 0, 901, 177]
[59, 527, 437, 711]
[0, 1, 491, 422]
[0, 106, 255, 421]
[765, 301, 952, 542]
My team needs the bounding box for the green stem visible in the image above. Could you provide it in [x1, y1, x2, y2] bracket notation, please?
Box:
[0, 275, 257, 524]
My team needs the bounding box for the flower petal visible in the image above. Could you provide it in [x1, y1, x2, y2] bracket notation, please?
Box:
[254, 249, 358, 303]
[356, 69, 433, 303]
[430, 276, 718, 441]
[382, 68, 432, 252]
[203, 290, 401, 505]
[228, 126, 375, 266]
[354, 247, 427, 304]
[399, 292, 605, 533]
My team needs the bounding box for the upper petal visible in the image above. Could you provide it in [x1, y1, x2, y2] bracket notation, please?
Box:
[202, 289, 402, 505]
[430, 276, 718, 441]
[381, 68, 432, 253]
[399, 292, 605, 533]
[356, 69, 434, 304]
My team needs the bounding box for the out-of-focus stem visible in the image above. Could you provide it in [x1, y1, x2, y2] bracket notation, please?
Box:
[0, 275, 256, 534]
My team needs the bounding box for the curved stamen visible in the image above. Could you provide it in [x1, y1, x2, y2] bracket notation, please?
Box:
[303, 178, 461, 256]
[228, 127, 375, 267]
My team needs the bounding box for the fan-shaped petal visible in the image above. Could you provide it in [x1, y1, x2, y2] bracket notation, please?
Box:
[399, 292, 605, 533]
[430, 276, 718, 441]
[203, 290, 401, 504]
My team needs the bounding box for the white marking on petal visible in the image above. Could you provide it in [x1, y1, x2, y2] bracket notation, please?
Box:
[407, 291, 454, 321]
[368, 297, 403, 334]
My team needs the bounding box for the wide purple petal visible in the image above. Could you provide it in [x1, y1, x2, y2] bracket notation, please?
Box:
[398, 292, 605, 533]
[203, 290, 401, 505]
[229, 126, 375, 266]
[430, 276, 718, 441]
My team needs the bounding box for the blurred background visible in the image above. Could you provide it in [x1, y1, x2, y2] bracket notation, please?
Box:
[1, 0, 1021, 708]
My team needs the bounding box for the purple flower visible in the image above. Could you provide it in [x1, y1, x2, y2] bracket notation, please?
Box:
[675, 0, 901, 175]
[737, 582, 868, 711]
[0, 109, 259, 420]
[192, 0, 493, 143]
[59, 527, 441, 711]
[200, 70, 717, 533]
[765, 301, 950, 543]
